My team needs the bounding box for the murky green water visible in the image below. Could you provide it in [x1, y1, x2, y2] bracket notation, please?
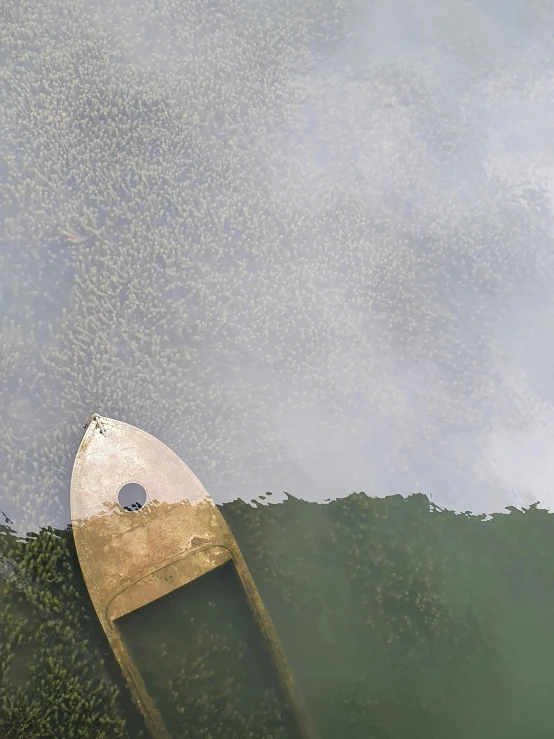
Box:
[118, 561, 300, 738]
[3, 493, 554, 737]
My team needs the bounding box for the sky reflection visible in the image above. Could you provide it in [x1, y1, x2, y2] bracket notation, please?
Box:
[2, 0, 554, 526]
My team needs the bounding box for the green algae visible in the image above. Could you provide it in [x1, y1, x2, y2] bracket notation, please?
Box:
[118, 561, 299, 739]
[225, 493, 554, 739]
[2, 493, 554, 737]
[0, 518, 146, 739]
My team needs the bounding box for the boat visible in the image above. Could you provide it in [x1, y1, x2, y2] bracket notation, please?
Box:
[70, 414, 316, 738]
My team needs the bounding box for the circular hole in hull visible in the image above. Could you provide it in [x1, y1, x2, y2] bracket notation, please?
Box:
[118, 483, 147, 512]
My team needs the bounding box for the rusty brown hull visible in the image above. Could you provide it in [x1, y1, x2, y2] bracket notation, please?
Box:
[70, 415, 316, 739]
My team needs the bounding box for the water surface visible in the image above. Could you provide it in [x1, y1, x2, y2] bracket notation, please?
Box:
[2, 0, 554, 533]
[2, 494, 554, 736]
[3, 1, 554, 735]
